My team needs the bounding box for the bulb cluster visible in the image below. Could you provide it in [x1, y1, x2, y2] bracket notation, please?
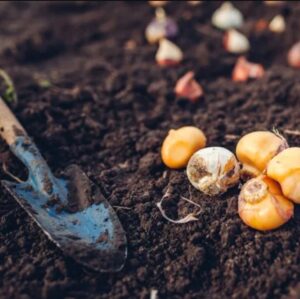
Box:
[151, 2, 299, 232]
[161, 127, 240, 196]
[145, 1, 300, 78]
[160, 128, 299, 232]
[236, 131, 300, 231]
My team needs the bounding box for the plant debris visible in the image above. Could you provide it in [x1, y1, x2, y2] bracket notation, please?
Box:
[156, 188, 202, 224]
[0, 69, 17, 104]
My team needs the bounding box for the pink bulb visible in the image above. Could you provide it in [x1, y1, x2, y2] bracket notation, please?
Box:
[174, 72, 203, 102]
[146, 16, 178, 44]
[288, 41, 300, 68]
[232, 57, 265, 82]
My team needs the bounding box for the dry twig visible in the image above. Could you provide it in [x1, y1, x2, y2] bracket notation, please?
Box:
[225, 134, 239, 141]
[2, 162, 24, 183]
[284, 129, 300, 136]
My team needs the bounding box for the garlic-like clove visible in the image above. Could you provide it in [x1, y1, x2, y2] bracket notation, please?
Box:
[269, 15, 286, 33]
[212, 2, 243, 30]
[238, 176, 294, 231]
[267, 147, 300, 204]
[236, 131, 288, 179]
[149, 1, 169, 7]
[161, 126, 207, 169]
[187, 147, 240, 196]
[232, 56, 265, 82]
[145, 8, 178, 44]
[264, 1, 285, 6]
[174, 71, 203, 102]
[224, 29, 250, 54]
[187, 0, 202, 6]
[288, 41, 300, 68]
[156, 38, 183, 66]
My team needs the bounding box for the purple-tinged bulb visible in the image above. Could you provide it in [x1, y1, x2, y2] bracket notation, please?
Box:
[145, 8, 178, 44]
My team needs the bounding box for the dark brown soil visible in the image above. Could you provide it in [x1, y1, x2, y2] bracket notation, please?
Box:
[1, 1, 300, 298]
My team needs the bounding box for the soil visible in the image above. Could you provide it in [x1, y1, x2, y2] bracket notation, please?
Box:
[1, 1, 300, 299]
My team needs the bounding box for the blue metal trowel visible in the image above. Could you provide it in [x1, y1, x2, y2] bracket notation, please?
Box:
[0, 98, 127, 272]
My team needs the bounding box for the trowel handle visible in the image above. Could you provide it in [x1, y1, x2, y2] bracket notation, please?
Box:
[0, 97, 28, 145]
[0, 97, 57, 195]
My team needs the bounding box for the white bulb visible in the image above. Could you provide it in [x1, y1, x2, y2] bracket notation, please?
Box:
[187, 147, 240, 196]
[224, 29, 250, 54]
[269, 15, 286, 33]
[212, 2, 244, 30]
[156, 39, 183, 66]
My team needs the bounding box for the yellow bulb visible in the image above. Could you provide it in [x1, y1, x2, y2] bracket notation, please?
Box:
[267, 147, 300, 203]
[236, 131, 288, 179]
[238, 176, 294, 231]
[161, 126, 206, 169]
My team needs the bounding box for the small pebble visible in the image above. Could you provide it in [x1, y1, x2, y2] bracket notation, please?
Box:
[124, 40, 137, 50]
[255, 19, 268, 32]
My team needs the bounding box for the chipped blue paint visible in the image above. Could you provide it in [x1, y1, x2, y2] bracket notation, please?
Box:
[2, 136, 127, 272]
